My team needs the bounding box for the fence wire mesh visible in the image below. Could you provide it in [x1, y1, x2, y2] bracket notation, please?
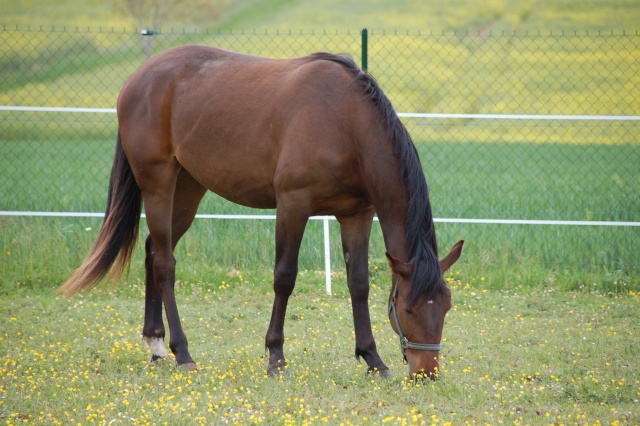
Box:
[1, 27, 638, 275]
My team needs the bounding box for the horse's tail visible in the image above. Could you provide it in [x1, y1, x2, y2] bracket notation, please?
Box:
[58, 130, 142, 297]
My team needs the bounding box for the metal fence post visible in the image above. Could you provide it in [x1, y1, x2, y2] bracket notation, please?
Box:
[361, 28, 368, 71]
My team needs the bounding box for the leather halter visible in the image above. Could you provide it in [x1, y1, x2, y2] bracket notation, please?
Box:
[388, 277, 442, 363]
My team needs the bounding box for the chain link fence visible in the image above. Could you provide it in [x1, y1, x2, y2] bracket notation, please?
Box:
[1, 27, 638, 277]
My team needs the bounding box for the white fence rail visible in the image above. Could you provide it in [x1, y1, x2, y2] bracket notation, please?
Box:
[3, 105, 640, 121]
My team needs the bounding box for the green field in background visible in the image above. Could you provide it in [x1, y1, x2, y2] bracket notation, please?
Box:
[1, 137, 637, 292]
[2, 29, 640, 138]
[2, 137, 638, 220]
[2, 0, 639, 32]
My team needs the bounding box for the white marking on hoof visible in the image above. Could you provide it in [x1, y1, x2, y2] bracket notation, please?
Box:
[143, 336, 169, 361]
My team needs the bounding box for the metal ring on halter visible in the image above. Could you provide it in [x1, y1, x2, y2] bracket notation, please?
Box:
[388, 278, 442, 363]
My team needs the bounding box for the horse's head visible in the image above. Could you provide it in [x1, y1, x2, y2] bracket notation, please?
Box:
[386, 240, 464, 380]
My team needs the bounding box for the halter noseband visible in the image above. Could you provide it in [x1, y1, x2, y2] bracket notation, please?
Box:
[388, 278, 442, 363]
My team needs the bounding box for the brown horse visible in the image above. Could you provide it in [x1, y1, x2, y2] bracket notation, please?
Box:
[59, 45, 463, 379]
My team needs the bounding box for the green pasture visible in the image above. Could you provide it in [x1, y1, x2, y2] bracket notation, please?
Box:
[1, 269, 639, 425]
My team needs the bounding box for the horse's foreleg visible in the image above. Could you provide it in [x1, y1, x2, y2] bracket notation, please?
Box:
[337, 209, 391, 377]
[265, 206, 309, 376]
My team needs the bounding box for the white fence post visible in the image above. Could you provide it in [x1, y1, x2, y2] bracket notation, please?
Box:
[323, 216, 332, 294]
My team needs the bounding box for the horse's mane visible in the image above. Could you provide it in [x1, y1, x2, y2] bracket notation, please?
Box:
[309, 52, 442, 303]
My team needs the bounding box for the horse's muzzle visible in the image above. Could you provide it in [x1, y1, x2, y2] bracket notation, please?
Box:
[406, 351, 441, 381]
[408, 369, 439, 381]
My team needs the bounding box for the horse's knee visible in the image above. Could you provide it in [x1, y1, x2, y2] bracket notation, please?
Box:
[350, 285, 370, 302]
[347, 269, 370, 300]
[273, 264, 297, 296]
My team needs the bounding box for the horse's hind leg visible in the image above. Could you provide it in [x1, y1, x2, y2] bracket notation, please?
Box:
[139, 161, 206, 370]
[337, 209, 391, 377]
[142, 168, 207, 365]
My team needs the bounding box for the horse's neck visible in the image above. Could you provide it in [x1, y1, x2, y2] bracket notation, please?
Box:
[356, 122, 418, 262]
[357, 148, 412, 261]
[372, 188, 412, 262]
[367, 160, 437, 264]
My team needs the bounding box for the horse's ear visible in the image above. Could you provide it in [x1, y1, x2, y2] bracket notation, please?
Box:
[439, 240, 464, 273]
[386, 252, 414, 278]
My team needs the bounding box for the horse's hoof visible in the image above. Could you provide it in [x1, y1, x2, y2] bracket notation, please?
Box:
[379, 369, 393, 378]
[149, 355, 175, 367]
[267, 366, 290, 377]
[178, 362, 198, 372]
[150, 354, 172, 364]
[368, 367, 393, 378]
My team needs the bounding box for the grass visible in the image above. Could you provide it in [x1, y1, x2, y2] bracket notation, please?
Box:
[1, 272, 638, 424]
[3, 217, 637, 298]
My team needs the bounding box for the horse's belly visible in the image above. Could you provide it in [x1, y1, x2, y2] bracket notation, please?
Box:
[180, 156, 277, 209]
[207, 180, 277, 210]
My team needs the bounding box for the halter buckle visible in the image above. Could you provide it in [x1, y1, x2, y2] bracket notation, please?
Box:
[400, 336, 410, 349]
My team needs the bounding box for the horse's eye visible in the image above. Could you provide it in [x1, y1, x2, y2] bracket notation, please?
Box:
[404, 309, 414, 315]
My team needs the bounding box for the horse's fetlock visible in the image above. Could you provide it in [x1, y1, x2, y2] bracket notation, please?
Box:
[142, 325, 165, 339]
[265, 333, 284, 350]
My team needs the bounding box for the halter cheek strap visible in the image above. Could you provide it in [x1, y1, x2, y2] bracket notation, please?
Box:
[388, 278, 442, 363]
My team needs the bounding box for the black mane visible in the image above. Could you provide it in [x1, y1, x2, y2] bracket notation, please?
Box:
[309, 52, 443, 303]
